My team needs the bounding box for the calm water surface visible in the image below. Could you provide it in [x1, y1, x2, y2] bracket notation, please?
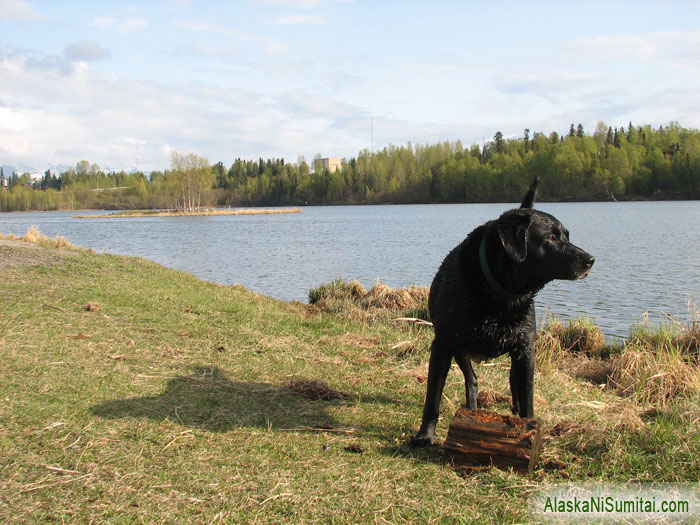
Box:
[2, 202, 699, 339]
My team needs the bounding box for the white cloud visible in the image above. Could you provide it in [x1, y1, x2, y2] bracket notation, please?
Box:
[179, 21, 289, 56]
[564, 29, 700, 64]
[265, 14, 326, 24]
[257, 0, 353, 7]
[0, 47, 372, 170]
[172, 41, 238, 59]
[17, 41, 110, 77]
[276, 91, 366, 121]
[0, 0, 44, 22]
[89, 16, 117, 28]
[89, 16, 148, 32]
[178, 21, 249, 39]
[122, 17, 148, 31]
[4, 7, 700, 175]
[0, 106, 26, 131]
[570, 34, 660, 61]
[408, 59, 473, 73]
[493, 72, 598, 99]
[64, 41, 111, 62]
[24, 53, 74, 76]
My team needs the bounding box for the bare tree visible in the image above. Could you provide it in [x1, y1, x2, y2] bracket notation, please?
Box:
[168, 152, 213, 212]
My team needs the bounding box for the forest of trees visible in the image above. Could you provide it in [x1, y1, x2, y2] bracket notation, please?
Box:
[2, 121, 699, 212]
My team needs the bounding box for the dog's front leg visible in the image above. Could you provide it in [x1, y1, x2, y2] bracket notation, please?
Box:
[509, 345, 535, 418]
[410, 339, 451, 447]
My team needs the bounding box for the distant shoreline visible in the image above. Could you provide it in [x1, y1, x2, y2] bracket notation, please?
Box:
[73, 207, 303, 219]
[3, 197, 700, 215]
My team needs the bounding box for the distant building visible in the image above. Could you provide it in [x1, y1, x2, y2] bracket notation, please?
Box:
[0, 175, 7, 188]
[321, 157, 341, 173]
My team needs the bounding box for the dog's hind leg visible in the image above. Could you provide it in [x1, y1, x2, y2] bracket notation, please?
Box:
[410, 339, 452, 447]
[453, 351, 478, 410]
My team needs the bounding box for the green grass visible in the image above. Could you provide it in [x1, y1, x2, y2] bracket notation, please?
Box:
[1, 237, 699, 523]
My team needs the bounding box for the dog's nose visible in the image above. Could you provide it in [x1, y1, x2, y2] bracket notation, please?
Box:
[585, 254, 595, 267]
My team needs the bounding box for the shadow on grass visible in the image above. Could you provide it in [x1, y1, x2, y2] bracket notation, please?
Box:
[378, 441, 446, 466]
[90, 366, 343, 433]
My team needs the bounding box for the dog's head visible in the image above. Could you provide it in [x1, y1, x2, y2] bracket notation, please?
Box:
[494, 208, 595, 283]
[488, 176, 595, 286]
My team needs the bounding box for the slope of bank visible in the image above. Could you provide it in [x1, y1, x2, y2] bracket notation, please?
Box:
[1, 234, 698, 522]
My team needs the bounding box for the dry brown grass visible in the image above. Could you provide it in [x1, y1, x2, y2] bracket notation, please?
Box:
[476, 389, 511, 409]
[609, 337, 700, 406]
[569, 358, 616, 386]
[537, 315, 700, 407]
[363, 283, 429, 311]
[308, 279, 429, 321]
[0, 226, 77, 249]
[541, 317, 607, 357]
[337, 332, 379, 348]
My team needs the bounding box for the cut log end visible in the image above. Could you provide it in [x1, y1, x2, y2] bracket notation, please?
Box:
[443, 408, 542, 475]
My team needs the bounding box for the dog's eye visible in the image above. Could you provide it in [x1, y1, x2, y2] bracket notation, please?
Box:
[546, 234, 557, 242]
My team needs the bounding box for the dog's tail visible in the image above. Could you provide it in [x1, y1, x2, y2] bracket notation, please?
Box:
[520, 176, 539, 209]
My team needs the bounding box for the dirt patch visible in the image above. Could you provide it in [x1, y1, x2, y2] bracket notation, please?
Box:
[0, 239, 78, 268]
[287, 379, 350, 401]
[563, 356, 615, 385]
[338, 332, 379, 348]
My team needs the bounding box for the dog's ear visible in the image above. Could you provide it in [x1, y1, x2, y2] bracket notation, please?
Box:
[496, 214, 532, 263]
[520, 176, 539, 209]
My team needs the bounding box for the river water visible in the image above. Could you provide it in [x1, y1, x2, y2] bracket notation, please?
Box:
[2, 202, 699, 339]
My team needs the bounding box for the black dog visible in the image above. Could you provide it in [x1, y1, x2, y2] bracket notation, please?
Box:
[410, 177, 594, 447]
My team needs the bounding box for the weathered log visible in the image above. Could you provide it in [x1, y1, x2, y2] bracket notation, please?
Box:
[443, 408, 542, 474]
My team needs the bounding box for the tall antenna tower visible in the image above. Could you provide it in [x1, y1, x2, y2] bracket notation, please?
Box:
[136, 144, 140, 172]
[371, 116, 374, 153]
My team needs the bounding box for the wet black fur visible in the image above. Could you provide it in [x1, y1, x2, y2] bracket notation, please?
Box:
[410, 177, 595, 447]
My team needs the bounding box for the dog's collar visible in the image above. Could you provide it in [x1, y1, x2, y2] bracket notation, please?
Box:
[479, 229, 528, 301]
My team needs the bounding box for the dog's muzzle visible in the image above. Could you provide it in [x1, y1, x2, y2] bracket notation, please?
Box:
[573, 251, 595, 279]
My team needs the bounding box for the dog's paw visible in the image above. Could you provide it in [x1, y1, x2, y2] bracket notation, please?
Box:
[408, 435, 434, 448]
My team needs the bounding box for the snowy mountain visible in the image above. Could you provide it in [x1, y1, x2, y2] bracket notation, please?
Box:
[0, 163, 143, 178]
[0, 162, 72, 179]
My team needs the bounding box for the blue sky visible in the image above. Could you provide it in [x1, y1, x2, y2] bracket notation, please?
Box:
[1, 0, 700, 173]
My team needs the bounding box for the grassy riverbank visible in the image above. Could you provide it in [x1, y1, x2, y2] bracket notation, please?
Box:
[1, 234, 699, 522]
[73, 207, 303, 219]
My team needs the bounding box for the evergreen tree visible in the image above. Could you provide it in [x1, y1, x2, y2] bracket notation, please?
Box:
[523, 128, 530, 152]
[493, 131, 504, 154]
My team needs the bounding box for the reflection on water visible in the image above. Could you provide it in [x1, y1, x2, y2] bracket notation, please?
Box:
[2, 202, 699, 339]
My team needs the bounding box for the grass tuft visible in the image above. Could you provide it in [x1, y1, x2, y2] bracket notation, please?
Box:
[308, 278, 429, 321]
[308, 278, 367, 309]
[609, 324, 700, 405]
[539, 317, 608, 358]
[7, 226, 78, 249]
[537, 315, 700, 407]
